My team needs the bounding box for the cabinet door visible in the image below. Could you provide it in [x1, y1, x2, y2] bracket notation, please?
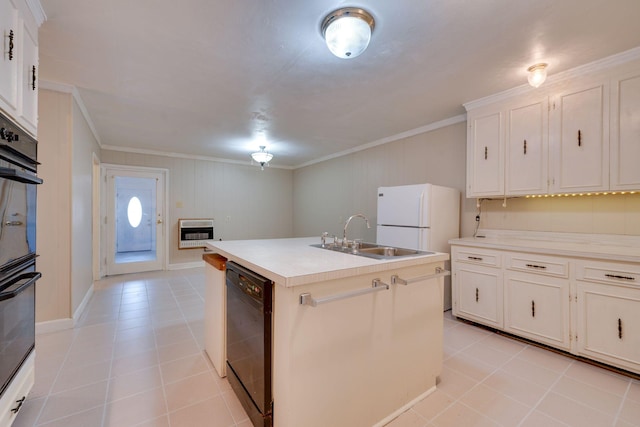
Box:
[577, 282, 640, 374]
[453, 263, 503, 328]
[611, 69, 640, 190]
[19, 21, 37, 134]
[0, 0, 19, 113]
[550, 83, 609, 193]
[466, 110, 504, 198]
[506, 99, 549, 195]
[504, 272, 570, 350]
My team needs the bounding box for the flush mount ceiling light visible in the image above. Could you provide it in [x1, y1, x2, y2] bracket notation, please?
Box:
[321, 7, 375, 59]
[251, 146, 273, 170]
[527, 63, 548, 88]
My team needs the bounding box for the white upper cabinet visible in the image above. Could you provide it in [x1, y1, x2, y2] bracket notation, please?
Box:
[506, 98, 548, 195]
[466, 109, 505, 197]
[19, 22, 37, 131]
[0, 0, 40, 136]
[549, 82, 609, 193]
[0, 0, 19, 112]
[610, 66, 640, 190]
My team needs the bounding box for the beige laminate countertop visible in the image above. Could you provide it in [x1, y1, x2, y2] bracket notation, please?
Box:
[205, 237, 448, 287]
[449, 231, 640, 263]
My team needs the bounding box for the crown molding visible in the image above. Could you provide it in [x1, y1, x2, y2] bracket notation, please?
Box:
[39, 80, 102, 147]
[294, 114, 467, 169]
[25, 0, 46, 27]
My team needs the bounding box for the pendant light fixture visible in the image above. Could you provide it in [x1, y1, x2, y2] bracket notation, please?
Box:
[321, 7, 375, 59]
[527, 63, 548, 88]
[251, 146, 273, 170]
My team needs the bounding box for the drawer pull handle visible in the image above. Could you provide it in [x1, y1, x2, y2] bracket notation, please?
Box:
[526, 263, 547, 270]
[484, 146, 488, 160]
[475, 287, 479, 302]
[523, 139, 527, 155]
[605, 274, 635, 281]
[11, 396, 25, 414]
[531, 300, 535, 317]
[618, 318, 622, 340]
[468, 256, 483, 261]
[8, 30, 15, 61]
[32, 65, 37, 91]
[578, 129, 582, 147]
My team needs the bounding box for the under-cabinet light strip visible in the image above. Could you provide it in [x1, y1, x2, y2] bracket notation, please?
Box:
[525, 191, 637, 198]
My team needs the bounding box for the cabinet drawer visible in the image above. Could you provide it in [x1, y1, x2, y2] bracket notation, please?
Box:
[576, 260, 640, 287]
[506, 254, 569, 278]
[453, 247, 501, 268]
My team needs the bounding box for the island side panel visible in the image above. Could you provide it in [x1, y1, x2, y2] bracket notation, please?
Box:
[272, 262, 444, 427]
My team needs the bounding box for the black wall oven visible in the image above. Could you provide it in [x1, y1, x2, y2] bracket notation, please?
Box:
[0, 110, 42, 402]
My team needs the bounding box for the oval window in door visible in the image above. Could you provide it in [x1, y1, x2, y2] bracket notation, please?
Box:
[127, 196, 142, 228]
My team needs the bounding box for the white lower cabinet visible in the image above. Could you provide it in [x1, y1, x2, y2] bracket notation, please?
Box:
[576, 260, 640, 373]
[504, 272, 570, 350]
[452, 243, 640, 374]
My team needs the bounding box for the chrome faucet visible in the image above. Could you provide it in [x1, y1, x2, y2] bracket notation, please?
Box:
[343, 214, 371, 247]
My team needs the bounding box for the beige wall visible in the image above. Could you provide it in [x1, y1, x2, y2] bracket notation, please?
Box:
[99, 150, 294, 266]
[293, 121, 475, 240]
[71, 99, 101, 314]
[479, 194, 640, 235]
[37, 89, 72, 322]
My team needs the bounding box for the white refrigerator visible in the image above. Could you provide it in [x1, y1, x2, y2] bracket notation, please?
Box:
[376, 183, 460, 310]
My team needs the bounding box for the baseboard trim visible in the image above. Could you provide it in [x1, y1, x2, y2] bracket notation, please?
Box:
[73, 284, 94, 326]
[168, 261, 205, 270]
[36, 318, 74, 335]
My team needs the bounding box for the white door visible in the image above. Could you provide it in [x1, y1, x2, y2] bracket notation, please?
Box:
[105, 166, 166, 275]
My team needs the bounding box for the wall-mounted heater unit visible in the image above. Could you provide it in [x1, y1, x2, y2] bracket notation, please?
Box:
[178, 218, 214, 249]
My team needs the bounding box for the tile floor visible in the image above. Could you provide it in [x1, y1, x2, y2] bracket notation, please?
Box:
[11, 268, 640, 427]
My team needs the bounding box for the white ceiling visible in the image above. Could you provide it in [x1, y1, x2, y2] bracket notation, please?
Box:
[38, 0, 640, 168]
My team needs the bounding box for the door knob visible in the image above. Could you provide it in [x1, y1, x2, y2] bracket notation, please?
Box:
[157, 219, 163, 224]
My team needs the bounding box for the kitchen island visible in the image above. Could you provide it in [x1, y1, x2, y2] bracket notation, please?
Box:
[205, 237, 449, 427]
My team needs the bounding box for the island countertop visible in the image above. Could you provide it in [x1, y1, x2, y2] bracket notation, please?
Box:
[205, 237, 448, 287]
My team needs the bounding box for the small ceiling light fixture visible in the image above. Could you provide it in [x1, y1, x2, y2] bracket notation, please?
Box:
[321, 7, 375, 59]
[527, 63, 548, 88]
[251, 146, 273, 170]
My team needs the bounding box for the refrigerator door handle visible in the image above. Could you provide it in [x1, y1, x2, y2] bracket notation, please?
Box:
[418, 191, 425, 248]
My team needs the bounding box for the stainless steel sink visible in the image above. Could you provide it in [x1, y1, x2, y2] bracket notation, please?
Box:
[310, 242, 433, 260]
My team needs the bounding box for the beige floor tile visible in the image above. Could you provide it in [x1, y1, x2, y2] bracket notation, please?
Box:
[537, 391, 615, 427]
[615, 419, 639, 427]
[164, 371, 221, 412]
[36, 406, 104, 427]
[37, 380, 108, 424]
[460, 340, 515, 369]
[477, 333, 527, 357]
[459, 384, 531, 426]
[156, 338, 201, 364]
[552, 375, 624, 416]
[51, 360, 111, 394]
[432, 402, 499, 427]
[160, 353, 210, 385]
[618, 398, 640, 425]
[444, 353, 496, 382]
[501, 356, 560, 389]
[519, 410, 570, 427]
[110, 348, 159, 377]
[627, 380, 640, 403]
[221, 390, 250, 423]
[133, 415, 171, 427]
[107, 366, 163, 402]
[154, 324, 193, 347]
[103, 386, 167, 427]
[412, 389, 455, 421]
[168, 396, 236, 427]
[515, 345, 573, 373]
[564, 361, 631, 397]
[481, 369, 548, 406]
[385, 409, 429, 427]
[435, 366, 477, 400]
[442, 324, 491, 352]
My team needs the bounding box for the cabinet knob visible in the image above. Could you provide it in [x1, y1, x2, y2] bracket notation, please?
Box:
[484, 146, 488, 160]
[531, 300, 535, 317]
[32, 66, 37, 91]
[523, 139, 527, 155]
[475, 287, 479, 302]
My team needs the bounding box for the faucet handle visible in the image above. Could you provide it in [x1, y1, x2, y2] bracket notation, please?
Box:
[321, 232, 329, 247]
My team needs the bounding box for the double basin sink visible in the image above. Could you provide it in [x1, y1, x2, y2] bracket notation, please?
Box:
[310, 242, 433, 260]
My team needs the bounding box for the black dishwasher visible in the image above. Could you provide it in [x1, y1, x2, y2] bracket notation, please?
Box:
[226, 262, 273, 427]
